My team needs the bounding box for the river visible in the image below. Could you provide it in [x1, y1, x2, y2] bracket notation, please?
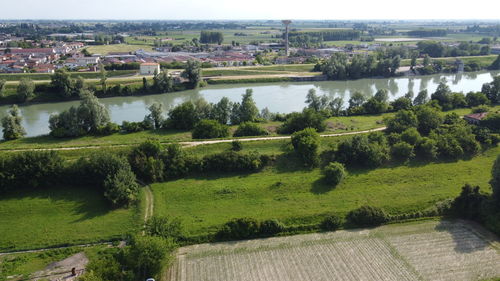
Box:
[1, 70, 498, 137]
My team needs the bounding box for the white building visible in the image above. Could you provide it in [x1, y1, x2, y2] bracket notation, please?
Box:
[140, 62, 160, 75]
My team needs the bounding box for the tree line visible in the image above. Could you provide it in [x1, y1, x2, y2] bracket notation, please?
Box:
[199, 31, 224, 45]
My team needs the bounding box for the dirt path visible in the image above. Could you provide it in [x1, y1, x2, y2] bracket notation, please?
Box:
[1, 127, 386, 152]
[142, 185, 154, 235]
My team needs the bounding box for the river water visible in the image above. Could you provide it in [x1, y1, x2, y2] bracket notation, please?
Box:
[1, 70, 498, 137]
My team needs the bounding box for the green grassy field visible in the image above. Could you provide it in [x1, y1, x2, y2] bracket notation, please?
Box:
[0, 186, 141, 252]
[152, 145, 499, 237]
[0, 70, 136, 82]
[84, 44, 153, 55]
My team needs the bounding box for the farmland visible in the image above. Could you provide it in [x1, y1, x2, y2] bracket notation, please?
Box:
[167, 220, 500, 281]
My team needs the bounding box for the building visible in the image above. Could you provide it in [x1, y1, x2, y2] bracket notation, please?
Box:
[464, 112, 489, 125]
[140, 62, 160, 75]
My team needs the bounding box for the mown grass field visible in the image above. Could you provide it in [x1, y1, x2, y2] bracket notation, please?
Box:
[152, 145, 500, 236]
[0, 186, 142, 252]
[84, 44, 153, 55]
[0, 70, 136, 82]
[168, 220, 500, 281]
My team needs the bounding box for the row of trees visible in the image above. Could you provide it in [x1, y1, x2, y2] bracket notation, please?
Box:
[199, 31, 224, 45]
[315, 53, 401, 80]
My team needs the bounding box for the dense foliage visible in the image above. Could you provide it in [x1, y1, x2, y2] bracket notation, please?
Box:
[1, 105, 26, 140]
[291, 128, 320, 167]
[346, 206, 389, 227]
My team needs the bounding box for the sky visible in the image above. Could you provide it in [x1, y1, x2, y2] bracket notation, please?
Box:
[3, 0, 500, 20]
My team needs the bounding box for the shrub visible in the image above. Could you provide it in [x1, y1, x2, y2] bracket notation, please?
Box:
[192, 119, 229, 139]
[259, 219, 285, 236]
[320, 214, 343, 231]
[451, 184, 488, 220]
[415, 137, 438, 160]
[145, 216, 184, 241]
[465, 91, 490, 107]
[127, 235, 175, 281]
[334, 135, 389, 168]
[391, 97, 412, 111]
[492, 155, 500, 202]
[415, 106, 443, 135]
[103, 168, 140, 207]
[384, 110, 418, 134]
[129, 140, 165, 182]
[0, 151, 63, 191]
[95, 122, 120, 135]
[121, 121, 146, 133]
[291, 128, 320, 167]
[346, 206, 388, 227]
[231, 140, 243, 151]
[322, 162, 347, 186]
[203, 151, 264, 172]
[471, 105, 490, 113]
[278, 108, 326, 134]
[216, 218, 260, 240]
[233, 122, 269, 137]
[391, 141, 415, 161]
[400, 127, 421, 145]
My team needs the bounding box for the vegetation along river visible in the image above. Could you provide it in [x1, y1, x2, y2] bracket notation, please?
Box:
[1, 70, 498, 137]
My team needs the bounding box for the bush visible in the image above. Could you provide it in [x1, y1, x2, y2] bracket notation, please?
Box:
[400, 127, 421, 145]
[451, 184, 488, 220]
[259, 219, 285, 236]
[384, 110, 418, 134]
[346, 206, 388, 227]
[96, 122, 120, 135]
[334, 134, 389, 168]
[465, 91, 490, 107]
[0, 151, 63, 191]
[103, 168, 140, 207]
[391, 141, 415, 161]
[492, 155, 500, 202]
[322, 162, 347, 186]
[216, 218, 260, 240]
[203, 151, 264, 172]
[121, 121, 147, 133]
[127, 235, 175, 281]
[471, 105, 490, 113]
[278, 108, 326, 134]
[129, 140, 165, 183]
[415, 137, 438, 160]
[320, 214, 343, 231]
[231, 140, 243, 151]
[233, 122, 269, 137]
[192, 119, 229, 139]
[145, 216, 184, 241]
[291, 128, 320, 167]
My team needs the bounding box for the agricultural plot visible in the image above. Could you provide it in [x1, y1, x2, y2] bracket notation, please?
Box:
[167, 220, 500, 281]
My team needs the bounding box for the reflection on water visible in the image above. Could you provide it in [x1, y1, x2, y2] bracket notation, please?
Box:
[0, 70, 498, 137]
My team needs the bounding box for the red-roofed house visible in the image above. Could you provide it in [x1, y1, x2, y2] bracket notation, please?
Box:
[464, 112, 489, 125]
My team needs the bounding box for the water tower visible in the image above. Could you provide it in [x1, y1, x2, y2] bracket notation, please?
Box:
[282, 20, 292, 56]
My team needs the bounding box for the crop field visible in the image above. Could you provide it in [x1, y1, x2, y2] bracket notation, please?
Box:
[84, 44, 153, 55]
[167, 220, 500, 281]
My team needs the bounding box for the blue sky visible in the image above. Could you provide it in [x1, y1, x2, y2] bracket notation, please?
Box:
[4, 0, 500, 20]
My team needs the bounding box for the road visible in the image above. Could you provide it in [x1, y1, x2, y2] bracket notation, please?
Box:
[1, 127, 386, 152]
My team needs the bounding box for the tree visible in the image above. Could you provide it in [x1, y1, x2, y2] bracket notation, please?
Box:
[0, 79, 6, 97]
[492, 155, 500, 202]
[145, 102, 164, 129]
[1, 105, 26, 140]
[50, 68, 73, 98]
[77, 90, 110, 132]
[384, 109, 418, 134]
[489, 54, 500, 70]
[391, 97, 412, 111]
[99, 67, 108, 93]
[17, 78, 35, 102]
[415, 106, 443, 135]
[305, 88, 329, 112]
[423, 54, 431, 67]
[401, 127, 421, 145]
[413, 89, 429, 105]
[152, 70, 173, 93]
[451, 184, 488, 220]
[278, 108, 326, 134]
[431, 82, 454, 110]
[465, 92, 490, 107]
[481, 76, 500, 104]
[291, 128, 320, 167]
[167, 101, 198, 130]
[416, 137, 438, 160]
[390, 55, 401, 75]
[322, 162, 347, 186]
[391, 141, 415, 161]
[320, 215, 343, 231]
[103, 167, 140, 207]
[239, 89, 259, 123]
[348, 91, 366, 113]
[363, 97, 387, 114]
[127, 235, 174, 280]
[181, 60, 201, 88]
[145, 216, 184, 241]
[211, 97, 232, 124]
[192, 119, 229, 139]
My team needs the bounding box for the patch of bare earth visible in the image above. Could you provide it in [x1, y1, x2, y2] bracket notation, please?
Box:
[32, 252, 88, 281]
[167, 220, 500, 281]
